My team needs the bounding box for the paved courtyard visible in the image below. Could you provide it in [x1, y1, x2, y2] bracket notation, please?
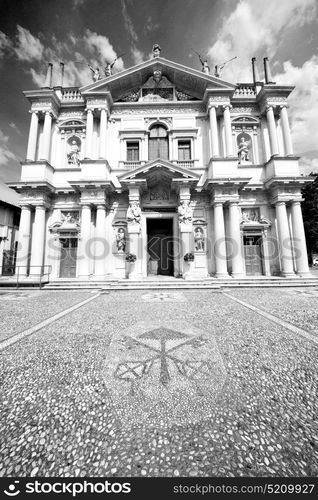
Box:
[0, 288, 318, 477]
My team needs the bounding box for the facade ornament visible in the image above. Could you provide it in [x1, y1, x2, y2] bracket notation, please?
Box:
[152, 44, 161, 58]
[194, 227, 205, 251]
[153, 69, 162, 84]
[89, 66, 102, 82]
[178, 200, 193, 224]
[237, 136, 250, 164]
[116, 228, 126, 252]
[67, 139, 81, 166]
[127, 201, 141, 224]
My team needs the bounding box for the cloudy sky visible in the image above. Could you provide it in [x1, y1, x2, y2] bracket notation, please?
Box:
[0, 0, 317, 183]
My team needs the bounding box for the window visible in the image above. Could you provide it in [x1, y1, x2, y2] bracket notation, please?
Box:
[127, 142, 139, 161]
[148, 125, 169, 160]
[178, 140, 191, 161]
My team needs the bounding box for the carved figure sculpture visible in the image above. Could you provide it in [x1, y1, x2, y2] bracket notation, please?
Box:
[194, 227, 205, 251]
[116, 228, 126, 252]
[237, 136, 250, 163]
[67, 140, 80, 166]
[178, 200, 193, 224]
[152, 44, 161, 58]
[89, 66, 102, 82]
[127, 201, 141, 224]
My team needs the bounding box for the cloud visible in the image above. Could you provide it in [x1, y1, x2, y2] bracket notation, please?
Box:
[0, 129, 19, 169]
[274, 56, 318, 156]
[72, 0, 86, 8]
[207, 0, 317, 81]
[299, 155, 318, 175]
[83, 30, 124, 71]
[14, 25, 44, 62]
[0, 31, 13, 58]
[9, 123, 22, 136]
[120, 0, 145, 65]
[144, 16, 160, 35]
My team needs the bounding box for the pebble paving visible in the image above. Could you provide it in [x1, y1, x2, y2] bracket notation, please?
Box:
[0, 289, 317, 477]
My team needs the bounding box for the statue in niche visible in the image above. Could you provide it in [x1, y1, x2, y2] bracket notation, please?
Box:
[237, 135, 250, 163]
[178, 200, 193, 224]
[116, 228, 126, 252]
[194, 227, 205, 251]
[67, 139, 81, 166]
[127, 201, 141, 224]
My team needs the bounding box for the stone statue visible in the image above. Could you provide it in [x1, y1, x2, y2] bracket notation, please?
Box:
[194, 227, 205, 251]
[237, 136, 250, 163]
[89, 66, 102, 82]
[104, 54, 124, 77]
[127, 201, 141, 224]
[152, 43, 161, 58]
[192, 50, 210, 74]
[116, 228, 126, 252]
[178, 200, 193, 224]
[67, 140, 80, 166]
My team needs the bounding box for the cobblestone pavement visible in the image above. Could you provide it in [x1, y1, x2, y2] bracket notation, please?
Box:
[0, 289, 317, 477]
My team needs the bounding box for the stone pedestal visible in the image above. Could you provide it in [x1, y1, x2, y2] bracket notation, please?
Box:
[113, 253, 126, 279]
[192, 252, 208, 278]
[127, 223, 142, 279]
[180, 223, 195, 279]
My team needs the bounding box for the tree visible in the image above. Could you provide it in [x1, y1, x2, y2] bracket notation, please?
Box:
[301, 173, 318, 264]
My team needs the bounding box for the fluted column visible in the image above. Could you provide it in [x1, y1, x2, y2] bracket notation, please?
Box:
[85, 109, 94, 159]
[94, 204, 106, 277]
[275, 201, 295, 276]
[26, 111, 39, 161]
[16, 206, 32, 276]
[266, 105, 279, 156]
[209, 105, 219, 156]
[41, 111, 53, 162]
[213, 202, 228, 277]
[290, 201, 310, 275]
[223, 105, 234, 156]
[99, 109, 107, 159]
[29, 205, 46, 276]
[280, 105, 293, 156]
[228, 202, 244, 277]
[78, 205, 91, 277]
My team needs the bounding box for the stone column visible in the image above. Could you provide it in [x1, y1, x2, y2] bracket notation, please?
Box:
[41, 111, 53, 162]
[99, 108, 107, 159]
[213, 202, 228, 277]
[252, 126, 260, 164]
[127, 188, 142, 279]
[290, 201, 310, 275]
[266, 105, 279, 156]
[209, 105, 219, 156]
[85, 109, 94, 159]
[16, 205, 32, 276]
[78, 204, 91, 278]
[228, 202, 244, 277]
[280, 105, 293, 156]
[26, 111, 39, 161]
[223, 105, 234, 156]
[94, 204, 106, 278]
[29, 205, 46, 276]
[275, 201, 295, 276]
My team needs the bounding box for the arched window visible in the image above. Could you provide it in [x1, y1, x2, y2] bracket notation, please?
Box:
[148, 125, 169, 161]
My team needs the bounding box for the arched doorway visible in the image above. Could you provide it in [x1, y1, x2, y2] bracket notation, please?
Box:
[148, 124, 169, 161]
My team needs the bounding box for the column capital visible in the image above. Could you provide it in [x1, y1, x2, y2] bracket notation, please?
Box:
[265, 104, 274, 113]
[96, 204, 106, 210]
[290, 199, 303, 206]
[80, 202, 92, 208]
[29, 109, 39, 116]
[44, 110, 53, 118]
[275, 200, 286, 207]
[279, 103, 288, 110]
[86, 108, 95, 115]
[213, 201, 224, 208]
[223, 104, 232, 111]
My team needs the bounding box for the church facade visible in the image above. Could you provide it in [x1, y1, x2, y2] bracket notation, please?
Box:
[10, 48, 311, 282]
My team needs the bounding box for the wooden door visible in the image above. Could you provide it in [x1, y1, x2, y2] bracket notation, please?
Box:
[59, 238, 77, 278]
[244, 236, 263, 276]
[147, 220, 173, 276]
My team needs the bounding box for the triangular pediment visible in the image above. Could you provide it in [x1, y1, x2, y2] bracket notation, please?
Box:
[118, 159, 201, 184]
[80, 57, 235, 102]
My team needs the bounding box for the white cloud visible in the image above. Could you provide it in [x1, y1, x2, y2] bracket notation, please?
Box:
[83, 30, 125, 72]
[131, 47, 144, 65]
[120, 0, 145, 66]
[274, 56, 318, 155]
[0, 31, 13, 57]
[9, 122, 22, 135]
[14, 25, 44, 62]
[0, 130, 18, 166]
[208, 0, 317, 82]
[299, 156, 318, 175]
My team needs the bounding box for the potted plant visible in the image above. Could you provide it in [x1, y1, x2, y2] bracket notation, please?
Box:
[125, 253, 137, 263]
[183, 252, 194, 262]
[125, 253, 137, 278]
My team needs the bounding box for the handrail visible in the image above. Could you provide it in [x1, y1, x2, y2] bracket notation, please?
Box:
[13, 265, 52, 289]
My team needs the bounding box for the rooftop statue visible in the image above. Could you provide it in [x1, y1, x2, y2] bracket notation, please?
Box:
[88, 66, 102, 82]
[152, 43, 161, 58]
[192, 49, 210, 74]
[104, 53, 125, 77]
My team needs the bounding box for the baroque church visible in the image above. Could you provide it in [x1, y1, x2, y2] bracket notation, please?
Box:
[9, 44, 311, 282]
